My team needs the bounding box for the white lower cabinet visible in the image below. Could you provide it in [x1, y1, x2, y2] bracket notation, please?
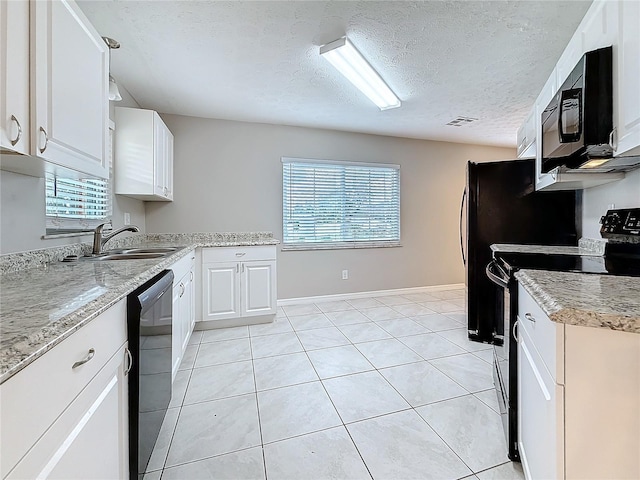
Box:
[0, 300, 129, 479]
[201, 246, 277, 326]
[517, 323, 564, 480]
[517, 284, 640, 480]
[169, 250, 196, 379]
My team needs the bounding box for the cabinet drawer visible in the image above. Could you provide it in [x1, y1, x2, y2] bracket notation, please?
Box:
[0, 299, 126, 478]
[202, 246, 276, 263]
[517, 283, 564, 384]
[170, 249, 195, 285]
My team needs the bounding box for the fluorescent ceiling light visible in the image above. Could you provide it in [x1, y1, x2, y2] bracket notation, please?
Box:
[320, 37, 401, 111]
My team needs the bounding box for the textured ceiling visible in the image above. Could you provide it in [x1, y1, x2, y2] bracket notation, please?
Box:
[77, 1, 592, 148]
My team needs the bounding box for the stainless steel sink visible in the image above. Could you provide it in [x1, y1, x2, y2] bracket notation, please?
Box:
[118, 247, 179, 254]
[64, 246, 183, 262]
[87, 252, 169, 261]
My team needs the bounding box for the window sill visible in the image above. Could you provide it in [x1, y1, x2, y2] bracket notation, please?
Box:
[281, 242, 402, 252]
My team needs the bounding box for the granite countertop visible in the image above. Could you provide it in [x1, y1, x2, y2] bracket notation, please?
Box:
[0, 232, 279, 384]
[491, 237, 607, 257]
[515, 269, 640, 334]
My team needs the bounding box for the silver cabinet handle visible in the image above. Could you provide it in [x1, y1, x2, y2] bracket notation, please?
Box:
[242, 263, 245, 273]
[10, 115, 22, 146]
[609, 128, 617, 151]
[235, 252, 246, 257]
[525, 313, 536, 323]
[513, 321, 519, 343]
[124, 347, 133, 375]
[179, 282, 185, 297]
[72, 348, 95, 369]
[236, 264, 239, 273]
[38, 126, 48, 153]
[190, 271, 193, 282]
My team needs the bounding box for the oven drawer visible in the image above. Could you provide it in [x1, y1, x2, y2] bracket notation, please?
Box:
[517, 283, 564, 384]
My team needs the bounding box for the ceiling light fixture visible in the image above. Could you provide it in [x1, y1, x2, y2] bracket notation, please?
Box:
[320, 37, 401, 111]
[102, 36, 122, 102]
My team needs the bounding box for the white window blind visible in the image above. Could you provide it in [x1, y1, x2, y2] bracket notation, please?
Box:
[282, 157, 400, 248]
[45, 128, 113, 234]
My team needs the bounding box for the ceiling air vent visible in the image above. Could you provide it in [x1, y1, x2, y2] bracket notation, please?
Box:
[446, 116, 478, 127]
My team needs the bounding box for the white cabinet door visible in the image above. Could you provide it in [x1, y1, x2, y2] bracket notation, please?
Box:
[0, 0, 30, 154]
[614, 0, 640, 156]
[518, 326, 564, 480]
[179, 271, 193, 356]
[202, 262, 241, 321]
[154, 116, 167, 198]
[31, 0, 109, 179]
[241, 260, 277, 317]
[165, 128, 174, 200]
[171, 280, 183, 380]
[7, 345, 129, 480]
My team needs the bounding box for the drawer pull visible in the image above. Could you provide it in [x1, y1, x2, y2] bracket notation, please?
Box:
[235, 252, 246, 257]
[525, 312, 536, 323]
[72, 348, 95, 369]
[513, 320, 519, 342]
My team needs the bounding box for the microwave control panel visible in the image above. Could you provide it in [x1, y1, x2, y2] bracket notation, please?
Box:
[600, 208, 640, 237]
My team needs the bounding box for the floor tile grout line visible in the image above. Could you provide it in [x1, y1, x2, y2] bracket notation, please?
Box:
[294, 336, 376, 480]
[153, 341, 201, 476]
[247, 327, 269, 480]
[157, 444, 264, 475]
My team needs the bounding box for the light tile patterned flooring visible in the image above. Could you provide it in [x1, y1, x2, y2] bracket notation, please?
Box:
[144, 288, 525, 480]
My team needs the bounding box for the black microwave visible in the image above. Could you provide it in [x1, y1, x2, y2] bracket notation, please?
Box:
[540, 46, 613, 173]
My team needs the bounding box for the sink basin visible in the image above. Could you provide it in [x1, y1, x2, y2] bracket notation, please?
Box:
[62, 246, 183, 262]
[119, 247, 179, 254]
[88, 252, 168, 261]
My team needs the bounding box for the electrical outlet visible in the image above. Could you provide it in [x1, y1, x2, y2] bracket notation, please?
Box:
[342, 269, 349, 280]
[124, 212, 130, 224]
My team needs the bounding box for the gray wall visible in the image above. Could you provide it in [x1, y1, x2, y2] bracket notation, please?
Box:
[146, 115, 515, 299]
[0, 86, 146, 254]
[582, 168, 640, 239]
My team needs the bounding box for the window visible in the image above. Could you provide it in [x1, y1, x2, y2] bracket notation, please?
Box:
[44, 127, 113, 235]
[282, 157, 400, 249]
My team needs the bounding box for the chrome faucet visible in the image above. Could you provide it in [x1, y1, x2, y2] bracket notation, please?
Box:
[92, 221, 140, 255]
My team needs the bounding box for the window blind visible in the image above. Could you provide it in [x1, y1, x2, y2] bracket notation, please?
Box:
[45, 128, 113, 233]
[282, 157, 400, 248]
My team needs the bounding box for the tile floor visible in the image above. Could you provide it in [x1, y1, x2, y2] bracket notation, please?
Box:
[144, 288, 525, 480]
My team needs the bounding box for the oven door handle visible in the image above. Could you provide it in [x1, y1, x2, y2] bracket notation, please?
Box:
[486, 260, 509, 288]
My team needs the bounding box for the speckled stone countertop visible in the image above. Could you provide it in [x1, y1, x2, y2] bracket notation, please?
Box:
[515, 269, 640, 334]
[491, 238, 606, 257]
[0, 232, 279, 384]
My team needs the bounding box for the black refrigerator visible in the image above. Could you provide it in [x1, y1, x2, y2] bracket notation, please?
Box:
[463, 159, 578, 344]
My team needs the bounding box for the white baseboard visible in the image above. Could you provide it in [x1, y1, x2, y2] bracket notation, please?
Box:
[277, 283, 465, 306]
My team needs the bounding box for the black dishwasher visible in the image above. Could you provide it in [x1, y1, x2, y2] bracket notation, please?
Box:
[127, 270, 174, 479]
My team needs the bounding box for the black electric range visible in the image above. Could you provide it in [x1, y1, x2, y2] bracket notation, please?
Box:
[487, 208, 640, 462]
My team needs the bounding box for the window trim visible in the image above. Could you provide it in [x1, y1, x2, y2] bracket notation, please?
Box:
[281, 156, 401, 250]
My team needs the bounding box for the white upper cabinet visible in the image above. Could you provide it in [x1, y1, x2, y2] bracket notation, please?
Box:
[516, 106, 536, 159]
[0, 0, 30, 155]
[31, 0, 109, 178]
[114, 107, 174, 201]
[613, 0, 640, 157]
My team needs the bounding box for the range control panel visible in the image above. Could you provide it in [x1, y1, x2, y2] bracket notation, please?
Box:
[600, 208, 640, 237]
